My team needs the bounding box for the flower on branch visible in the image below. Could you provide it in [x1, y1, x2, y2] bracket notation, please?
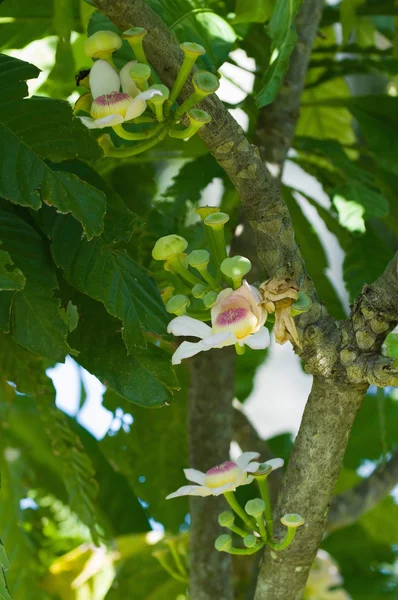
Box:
[260, 277, 301, 346]
[168, 281, 270, 364]
[78, 60, 161, 130]
[166, 452, 283, 499]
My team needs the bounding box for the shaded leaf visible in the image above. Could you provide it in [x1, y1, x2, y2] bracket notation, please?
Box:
[232, 0, 274, 24]
[256, 0, 303, 107]
[0, 248, 25, 291]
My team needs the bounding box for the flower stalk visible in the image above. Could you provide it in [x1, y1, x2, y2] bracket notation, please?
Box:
[187, 250, 221, 291]
[175, 71, 219, 119]
[166, 42, 206, 116]
[122, 27, 149, 65]
[204, 212, 229, 270]
[224, 491, 258, 532]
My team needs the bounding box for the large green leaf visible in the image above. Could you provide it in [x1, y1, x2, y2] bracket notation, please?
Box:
[40, 208, 168, 352]
[0, 0, 82, 50]
[101, 377, 189, 530]
[88, 6, 236, 71]
[0, 54, 105, 239]
[0, 246, 25, 291]
[333, 182, 389, 233]
[232, 0, 274, 24]
[0, 207, 72, 362]
[256, 0, 303, 107]
[68, 293, 179, 408]
[0, 540, 12, 600]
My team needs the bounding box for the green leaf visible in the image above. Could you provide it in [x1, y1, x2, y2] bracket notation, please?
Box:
[0, 0, 82, 51]
[0, 540, 12, 600]
[0, 247, 25, 291]
[68, 293, 178, 408]
[101, 375, 189, 530]
[35, 390, 100, 543]
[256, 0, 303, 107]
[232, 0, 274, 24]
[283, 187, 346, 319]
[163, 154, 224, 207]
[0, 208, 72, 362]
[41, 208, 168, 352]
[0, 54, 40, 104]
[385, 333, 398, 359]
[333, 183, 389, 233]
[340, 0, 366, 45]
[0, 293, 14, 333]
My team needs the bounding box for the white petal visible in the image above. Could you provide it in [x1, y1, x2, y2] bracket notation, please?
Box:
[81, 114, 124, 129]
[135, 88, 163, 102]
[89, 60, 120, 99]
[245, 461, 261, 473]
[239, 475, 254, 486]
[202, 331, 236, 349]
[119, 60, 139, 97]
[124, 89, 161, 121]
[236, 452, 261, 470]
[209, 481, 236, 496]
[184, 468, 206, 485]
[166, 485, 211, 499]
[265, 458, 284, 471]
[171, 340, 208, 365]
[243, 326, 270, 350]
[167, 316, 212, 339]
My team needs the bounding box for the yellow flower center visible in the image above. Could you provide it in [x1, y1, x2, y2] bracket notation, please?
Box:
[90, 92, 132, 119]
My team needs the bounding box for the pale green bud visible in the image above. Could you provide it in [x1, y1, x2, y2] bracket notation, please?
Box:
[214, 534, 232, 552]
[192, 283, 207, 299]
[152, 235, 188, 261]
[291, 292, 312, 316]
[204, 212, 230, 229]
[193, 70, 219, 95]
[84, 30, 122, 59]
[243, 534, 257, 548]
[203, 290, 218, 308]
[180, 42, 206, 60]
[166, 294, 190, 316]
[221, 256, 251, 280]
[245, 498, 266, 517]
[280, 514, 305, 528]
[218, 511, 235, 528]
[187, 249, 210, 269]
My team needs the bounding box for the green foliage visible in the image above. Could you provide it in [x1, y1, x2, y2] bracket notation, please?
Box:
[256, 0, 303, 107]
[232, 0, 274, 24]
[0, 540, 12, 600]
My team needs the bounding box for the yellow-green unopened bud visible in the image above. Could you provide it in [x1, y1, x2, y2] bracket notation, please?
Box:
[175, 70, 220, 118]
[122, 27, 148, 64]
[245, 498, 266, 517]
[187, 250, 210, 269]
[291, 292, 312, 317]
[195, 206, 219, 222]
[180, 42, 206, 60]
[192, 283, 207, 299]
[152, 235, 188, 261]
[203, 290, 218, 308]
[204, 212, 229, 269]
[243, 534, 257, 549]
[130, 62, 151, 90]
[221, 256, 251, 288]
[205, 212, 230, 229]
[149, 84, 169, 121]
[84, 30, 122, 59]
[280, 514, 305, 528]
[166, 294, 190, 316]
[169, 108, 212, 139]
[214, 534, 232, 552]
[218, 511, 235, 528]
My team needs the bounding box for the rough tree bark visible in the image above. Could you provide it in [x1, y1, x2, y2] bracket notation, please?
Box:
[92, 1, 398, 598]
[188, 349, 235, 600]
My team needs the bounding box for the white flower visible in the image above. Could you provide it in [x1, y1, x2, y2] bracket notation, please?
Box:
[168, 281, 270, 365]
[166, 453, 283, 499]
[79, 60, 161, 130]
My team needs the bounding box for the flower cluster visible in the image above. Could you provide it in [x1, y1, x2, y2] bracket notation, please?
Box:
[166, 451, 304, 556]
[152, 208, 312, 364]
[75, 29, 219, 157]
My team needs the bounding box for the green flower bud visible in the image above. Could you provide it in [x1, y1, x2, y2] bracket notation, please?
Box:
[84, 30, 122, 59]
[180, 42, 206, 60]
[193, 70, 220, 95]
[187, 250, 210, 269]
[189, 108, 212, 124]
[130, 62, 151, 90]
[245, 498, 266, 517]
[214, 534, 232, 552]
[203, 290, 218, 308]
[204, 212, 230, 229]
[152, 235, 188, 261]
[251, 463, 273, 477]
[243, 534, 257, 549]
[195, 206, 220, 222]
[150, 84, 170, 102]
[291, 292, 312, 316]
[218, 511, 235, 528]
[123, 27, 147, 42]
[221, 256, 251, 288]
[192, 283, 207, 299]
[122, 27, 148, 65]
[280, 514, 305, 528]
[166, 294, 190, 316]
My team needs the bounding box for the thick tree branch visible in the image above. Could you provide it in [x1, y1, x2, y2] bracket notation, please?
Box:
[256, 0, 324, 167]
[327, 451, 398, 533]
[188, 348, 235, 600]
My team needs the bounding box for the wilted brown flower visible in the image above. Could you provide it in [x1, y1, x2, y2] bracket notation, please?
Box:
[259, 278, 301, 347]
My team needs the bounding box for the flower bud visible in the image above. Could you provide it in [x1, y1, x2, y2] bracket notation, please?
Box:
[214, 534, 232, 552]
[149, 84, 170, 103]
[245, 498, 266, 517]
[243, 534, 257, 548]
[280, 514, 305, 528]
[166, 294, 190, 316]
[203, 290, 218, 308]
[251, 463, 273, 477]
[84, 30, 122, 59]
[192, 283, 207, 299]
[221, 256, 251, 285]
[193, 70, 220, 95]
[204, 212, 230, 229]
[187, 250, 210, 269]
[130, 62, 151, 89]
[195, 206, 220, 222]
[122, 27, 148, 65]
[180, 42, 206, 60]
[291, 292, 312, 316]
[218, 511, 235, 528]
[152, 235, 188, 261]
[188, 108, 212, 125]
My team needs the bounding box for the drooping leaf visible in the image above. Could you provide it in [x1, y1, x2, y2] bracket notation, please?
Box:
[68, 293, 179, 408]
[256, 0, 303, 107]
[35, 390, 100, 543]
[0, 207, 73, 361]
[101, 375, 189, 530]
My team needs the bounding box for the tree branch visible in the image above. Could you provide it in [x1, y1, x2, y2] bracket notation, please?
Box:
[255, 0, 324, 167]
[327, 451, 398, 533]
[188, 348, 235, 600]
